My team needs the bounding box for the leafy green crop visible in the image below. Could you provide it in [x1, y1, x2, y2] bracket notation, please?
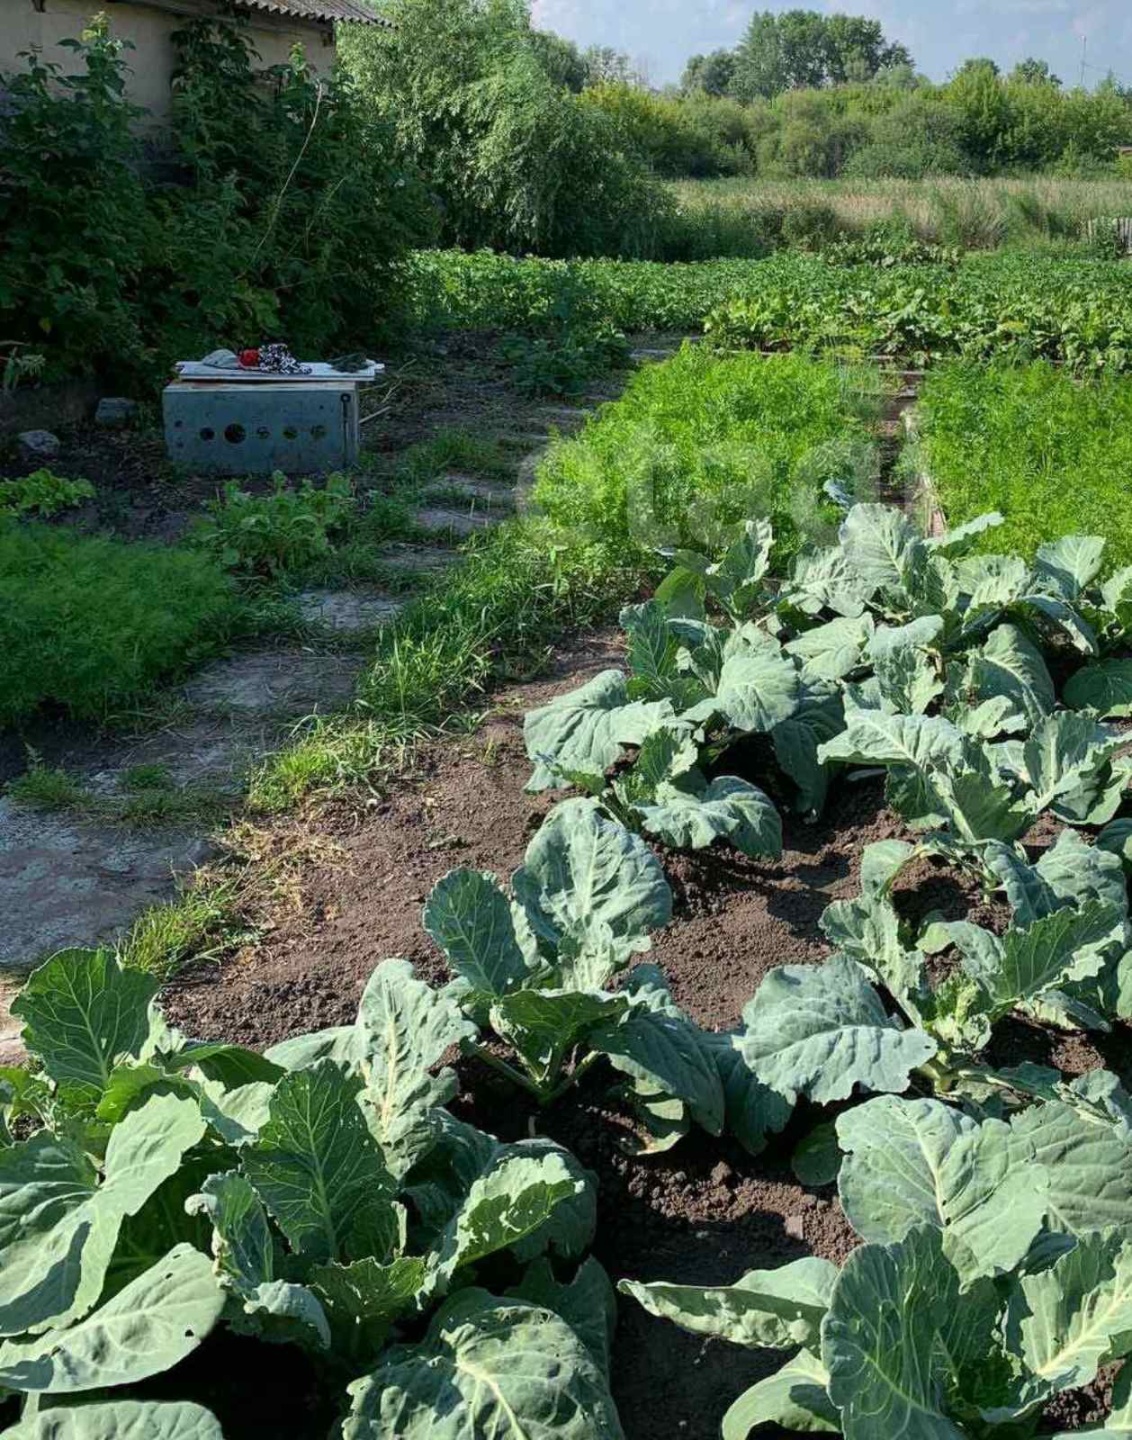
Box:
[0, 471, 94, 519]
[622, 1076, 1132, 1440]
[705, 253, 1132, 372]
[409, 250, 1132, 375]
[735, 828, 1130, 1123]
[525, 505, 1132, 858]
[0, 948, 621, 1437]
[916, 361, 1132, 565]
[422, 796, 790, 1154]
[533, 348, 882, 557]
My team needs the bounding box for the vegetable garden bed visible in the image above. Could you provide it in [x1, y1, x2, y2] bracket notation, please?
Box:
[158, 502, 1132, 1438]
[9, 336, 1132, 1438]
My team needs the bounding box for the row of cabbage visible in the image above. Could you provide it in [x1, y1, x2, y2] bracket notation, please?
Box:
[6, 502, 1132, 1437]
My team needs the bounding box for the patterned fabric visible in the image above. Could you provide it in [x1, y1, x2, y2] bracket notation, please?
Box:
[256, 343, 311, 375]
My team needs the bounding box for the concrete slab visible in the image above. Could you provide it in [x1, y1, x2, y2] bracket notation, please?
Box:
[375, 544, 460, 575]
[0, 799, 213, 971]
[184, 650, 362, 717]
[413, 507, 498, 539]
[296, 590, 403, 632]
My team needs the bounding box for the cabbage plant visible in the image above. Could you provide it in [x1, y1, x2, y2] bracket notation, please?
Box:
[731, 830, 1131, 1128]
[525, 506, 1132, 851]
[0, 948, 622, 1438]
[622, 1079, 1132, 1439]
[423, 796, 787, 1154]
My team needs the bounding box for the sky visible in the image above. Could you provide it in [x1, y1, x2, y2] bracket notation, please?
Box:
[529, 0, 1132, 90]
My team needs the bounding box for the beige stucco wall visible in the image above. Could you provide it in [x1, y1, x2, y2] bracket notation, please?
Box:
[0, 0, 337, 124]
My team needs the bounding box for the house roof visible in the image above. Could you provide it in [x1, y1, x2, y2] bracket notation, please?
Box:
[232, 0, 389, 25]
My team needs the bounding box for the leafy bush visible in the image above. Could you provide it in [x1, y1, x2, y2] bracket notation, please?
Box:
[191, 473, 355, 577]
[0, 948, 620, 1436]
[0, 18, 430, 385]
[533, 349, 880, 555]
[524, 506, 1132, 859]
[916, 361, 1132, 565]
[0, 523, 235, 723]
[502, 321, 629, 397]
[0, 470, 94, 518]
[622, 1076, 1132, 1438]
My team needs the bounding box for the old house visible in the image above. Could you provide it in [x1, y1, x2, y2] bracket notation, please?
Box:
[1, 0, 385, 121]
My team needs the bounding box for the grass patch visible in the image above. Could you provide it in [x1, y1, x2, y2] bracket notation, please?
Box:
[534, 347, 883, 558]
[248, 517, 644, 811]
[118, 876, 251, 978]
[0, 521, 237, 726]
[379, 430, 513, 486]
[915, 361, 1132, 564]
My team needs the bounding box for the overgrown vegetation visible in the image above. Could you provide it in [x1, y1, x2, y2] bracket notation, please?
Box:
[915, 361, 1132, 564]
[533, 349, 881, 556]
[0, 17, 429, 385]
[0, 522, 236, 724]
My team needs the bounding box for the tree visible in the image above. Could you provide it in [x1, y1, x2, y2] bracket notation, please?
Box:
[682, 49, 736, 97]
[732, 12, 786, 100]
[528, 29, 588, 91]
[731, 9, 914, 99]
[581, 44, 642, 87]
[1011, 57, 1061, 88]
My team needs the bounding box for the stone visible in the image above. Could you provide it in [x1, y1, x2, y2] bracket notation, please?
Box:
[412, 507, 498, 539]
[296, 589, 403, 633]
[95, 396, 138, 429]
[183, 649, 362, 716]
[16, 429, 60, 464]
[375, 544, 459, 575]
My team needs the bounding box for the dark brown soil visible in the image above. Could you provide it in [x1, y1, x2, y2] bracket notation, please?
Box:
[162, 627, 1132, 1440]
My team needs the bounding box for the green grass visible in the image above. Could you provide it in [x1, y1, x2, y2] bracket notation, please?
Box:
[248, 517, 645, 812]
[668, 175, 1132, 257]
[0, 522, 237, 725]
[118, 878, 252, 977]
[915, 361, 1132, 565]
[533, 347, 883, 558]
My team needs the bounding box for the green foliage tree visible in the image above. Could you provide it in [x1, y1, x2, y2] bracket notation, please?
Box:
[341, 0, 670, 256]
[681, 49, 736, 97]
[1012, 56, 1062, 87]
[732, 8, 911, 99]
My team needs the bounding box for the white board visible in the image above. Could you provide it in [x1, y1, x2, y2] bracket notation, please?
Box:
[174, 360, 385, 384]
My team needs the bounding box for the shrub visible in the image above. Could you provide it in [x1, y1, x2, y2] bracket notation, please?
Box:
[916, 361, 1132, 564]
[0, 522, 236, 723]
[533, 348, 881, 556]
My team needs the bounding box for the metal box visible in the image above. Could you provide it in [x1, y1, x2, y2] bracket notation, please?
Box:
[163, 381, 361, 475]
